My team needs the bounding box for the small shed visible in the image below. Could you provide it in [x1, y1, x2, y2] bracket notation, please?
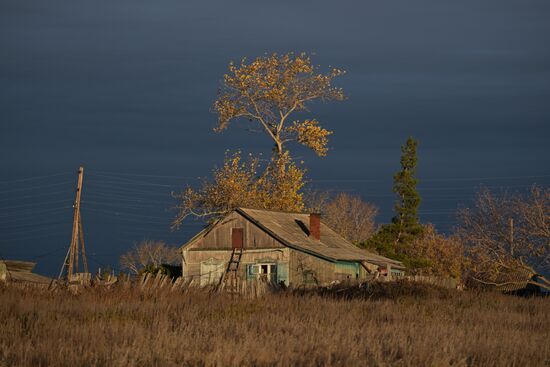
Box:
[0, 260, 51, 285]
[181, 208, 405, 287]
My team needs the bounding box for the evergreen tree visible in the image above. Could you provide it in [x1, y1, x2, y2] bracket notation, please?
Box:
[391, 136, 423, 249]
[362, 137, 423, 263]
[363, 137, 465, 276]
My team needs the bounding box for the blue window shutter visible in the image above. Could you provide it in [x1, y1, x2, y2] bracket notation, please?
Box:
[276, 262, 289, 286]
[246, 264, 255, 281]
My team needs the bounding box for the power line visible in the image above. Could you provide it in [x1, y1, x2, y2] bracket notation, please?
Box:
[82, 200, 168, 210]
[420, 197, 476, 201]
[82, 214, 172, 226]
[117, 225, 202, 235]
[86, 189, 172, 201]
[82, 207, 173, 221]
[86, 192, 172, 204]
[325, 183, 542, 191]
[0, 206, 72, 220]
[91, 169, 202, 180]
[360, 194, 477, 199]
[0, 181, 74, 194]
[0, 172, 73, 185]
[0, 223, 70, 237]
[418, 184, 540, 191]
[421, 174, 550, 182]
[33, 246, 68, 260]
[93, 169, 550, 182]
[314, 173, 550, 183]
[88, 172, 182, 187]
[0, 230, 68, 243]
[86, 253, 117, 273]
[0, 199, 71, 211]
[119, 230, 178, 237]
[0, 189, 73, 203]
[0, 220, 69, 231]
[116, 222, 202, 230]
[86, 182, 172, 197]
[86, 178, 176, 189]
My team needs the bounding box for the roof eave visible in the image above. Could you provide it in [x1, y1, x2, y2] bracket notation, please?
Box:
[179, 217, 223, 251]
[236, 208, 341, 263]
[181, 208, 406, 268]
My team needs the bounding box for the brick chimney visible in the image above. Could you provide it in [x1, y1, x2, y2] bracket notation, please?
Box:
[309, 213, 321, 240]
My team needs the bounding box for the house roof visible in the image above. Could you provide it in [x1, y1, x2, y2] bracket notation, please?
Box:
[0, 260, 36, 273]
[0, 260, 52, 284]
[182, 208, 404, 268]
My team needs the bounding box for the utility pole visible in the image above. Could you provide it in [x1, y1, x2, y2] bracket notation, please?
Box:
[58, 166, 88, 281]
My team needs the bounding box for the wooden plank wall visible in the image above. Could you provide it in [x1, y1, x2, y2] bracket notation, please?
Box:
[289, 250, 337, 286]
[188, 212, 284, 250]
[183, 248, 290, 281]
[288, 251, 372, 286]
[181, 211, 369, 286]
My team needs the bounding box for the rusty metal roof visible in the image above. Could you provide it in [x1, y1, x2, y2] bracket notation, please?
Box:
[237, 208, 404, 267]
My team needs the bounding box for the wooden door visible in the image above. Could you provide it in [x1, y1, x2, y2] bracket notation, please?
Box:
[232, 228, 243, 249]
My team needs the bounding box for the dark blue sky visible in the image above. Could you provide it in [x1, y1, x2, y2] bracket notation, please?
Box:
[1, 0, 549, 276]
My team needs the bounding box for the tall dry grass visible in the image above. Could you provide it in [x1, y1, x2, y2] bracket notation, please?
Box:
[0, 283, 548, 367]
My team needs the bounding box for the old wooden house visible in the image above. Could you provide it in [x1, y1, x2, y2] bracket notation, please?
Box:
[0, 260, 51, 285]
[181, 208, 405, 287]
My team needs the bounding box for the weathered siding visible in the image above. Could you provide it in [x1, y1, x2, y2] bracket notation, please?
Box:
[184, 248, 369, 286]
[182, 211, 370, 286]
[289, 251, 370, 286]
[183, 248, 290, 285]
[188, 212, 283, 250]
[289, 250, 335, 286]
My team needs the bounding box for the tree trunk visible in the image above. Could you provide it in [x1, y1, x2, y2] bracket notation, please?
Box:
[275, 140, 283, 156]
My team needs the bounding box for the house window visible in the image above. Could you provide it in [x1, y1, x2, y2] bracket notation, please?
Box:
[247, 263, 277, 282]
[335, 261, 360, 281]
[303, 270, 316, 284]
[391, 269, 405, 277]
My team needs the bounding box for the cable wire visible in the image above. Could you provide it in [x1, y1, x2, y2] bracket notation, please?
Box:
[0, 230, 68, 243]
[0, 199, 71, 211]
[91, 169, 201, 180]
[0, 189, 73, 203]
[0, 172, 73, 185]
[82, 207, 173, 221]
[88, 172, 180, 187]
[0, 206, 72, 220]
[0, 181, 74, 194]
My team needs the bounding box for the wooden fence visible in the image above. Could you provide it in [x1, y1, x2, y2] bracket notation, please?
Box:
[10, 271, 461, 296]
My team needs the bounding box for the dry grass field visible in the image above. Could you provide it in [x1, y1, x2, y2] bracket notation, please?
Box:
[0, 283, 549, 367]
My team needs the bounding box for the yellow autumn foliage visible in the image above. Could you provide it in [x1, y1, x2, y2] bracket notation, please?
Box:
[172, 151, 305, 227]
[213, 52, 345, 157]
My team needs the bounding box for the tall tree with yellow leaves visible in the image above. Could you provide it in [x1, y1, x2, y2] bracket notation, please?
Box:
[213, 52, 345, 158]
[173, 53, 345, 226]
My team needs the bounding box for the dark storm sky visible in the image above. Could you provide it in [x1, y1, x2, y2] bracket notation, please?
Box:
[1, 0, 549, 276]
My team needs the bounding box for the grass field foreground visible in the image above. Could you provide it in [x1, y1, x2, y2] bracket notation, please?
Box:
[0, 283, 549, 366]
